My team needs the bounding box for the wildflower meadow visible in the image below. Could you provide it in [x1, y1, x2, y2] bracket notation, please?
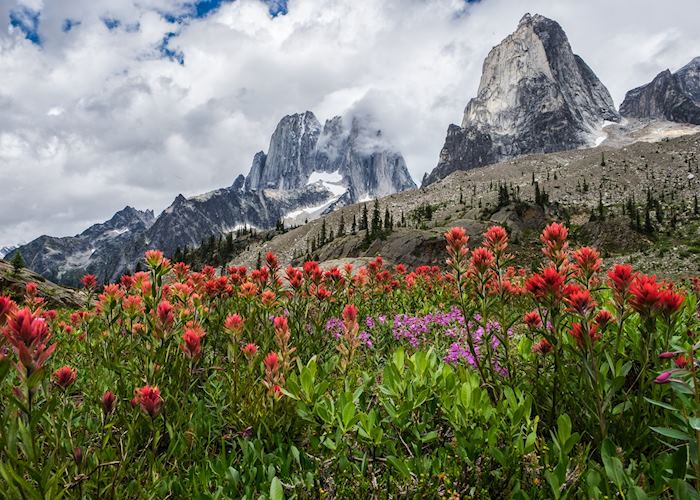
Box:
[0, 223, 699, 498]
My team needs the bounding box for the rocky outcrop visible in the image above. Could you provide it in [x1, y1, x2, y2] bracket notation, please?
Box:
[620, 57, 700, 124]
[423, 13, 619, 186]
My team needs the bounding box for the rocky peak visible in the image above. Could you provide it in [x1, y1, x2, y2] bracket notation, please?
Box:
[423, 13, 618, 186]
[245, 111, 322, 191]
[620, 57, 700, 125]
[677, 56, 700, 104]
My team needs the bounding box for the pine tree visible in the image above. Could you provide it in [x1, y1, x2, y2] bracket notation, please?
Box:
[644, 207, 653, 233]
[360, 204, 369, 231]
[338, 214, 346, 236]
[600, 152, 606, 167]
[384, 207, 391, 231]
[371, 199, 382, 238]
[351, 214, 357, 234]
[11, 251, 25, 273]
[459, 186, 464, 204]
[695, 193, 699, 216]
[320, 219, 327, 247]
[597, 191, 605, 221]
[256, 252, 262, 270]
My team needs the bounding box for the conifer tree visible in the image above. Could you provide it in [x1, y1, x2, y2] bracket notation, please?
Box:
[11, 251, 25, 273]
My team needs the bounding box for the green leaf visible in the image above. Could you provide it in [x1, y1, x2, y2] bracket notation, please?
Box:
[270, 476, 284, 500]
[342, 401, 355, 429]
[643, 397, 677, 412]
[651, 426, 691, 441]
[601, 439, 626, 490]
[387, 456, 411, 478]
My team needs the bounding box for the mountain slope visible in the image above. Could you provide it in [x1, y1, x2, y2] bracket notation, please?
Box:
[620, 57, 700, 124]
[423, 13, 619, 186]
[232, 133, 700, 278]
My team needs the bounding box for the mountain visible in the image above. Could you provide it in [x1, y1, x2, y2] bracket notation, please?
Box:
[620, 57, 700, 124]
[422, 13, 619, 186]
[245, 112, 415, 203]
[8, 206, 155, 285]
[0, 245, 19, 259]
[13, 112, 414, 285]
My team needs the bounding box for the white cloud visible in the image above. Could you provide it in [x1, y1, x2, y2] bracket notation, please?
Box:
[0, 0, 698, 246]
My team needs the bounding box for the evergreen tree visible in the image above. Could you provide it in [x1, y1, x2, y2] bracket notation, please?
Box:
[256, 252, 262, 270]
[644, 207, 653, 233]
[351, 214, 357, 234]
[384, 207, 391, 231]
[597, 191, 605, 220]
[459, 186, 464, 204]
[11, 251, 25, 273]
[320, 219, 327, 247]
[338, 214, 346, 237]
[360, 204, 369, 231]
[371, 199, 382, 238]
[695, 193, 699, 216]
[600, 152, 606, 167]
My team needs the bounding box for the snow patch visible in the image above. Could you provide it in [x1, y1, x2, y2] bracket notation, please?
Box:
[307, 170, 347, 197]
[593, 120, 616, 147]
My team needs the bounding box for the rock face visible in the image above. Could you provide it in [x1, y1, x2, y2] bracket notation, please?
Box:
[245, 112, 415, 201]
[423, 13, 619, 186]
[13, 112, 415, 285]
[620, 57, 700, 124]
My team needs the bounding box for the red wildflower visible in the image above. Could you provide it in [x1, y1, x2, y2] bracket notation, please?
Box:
[261, 290, 276, 306]
[180, 327, 205, 359]
[263, 352, 280, 372]
[342, 304, 358, 324]
[525, 266, 565, 302]
[564, 285, 597, 316]
[25, 282, 38, 298]
[266, 315, 283, 331]
[540, 222, 569, 259]
[241, 343, 258, 359]
[572, 247, 602, 276]
[224, 314, 244, 333]
[80, 274, 98, 291]
[144, 249, 164, 268]
[569, 322, 601, 347]
[654, 371, 673, 384]
[484, 225, 508, 254]
[658, 288, 684, 317]
[607, 264, 635, 302]
[122, 295, 144, 316]
[523, 310, 542, 329]
[470, 247, 495, 273]
[53, 365, 77, 389]
[133, 385, 163, 417]
[0, 296, 16, 324]
[157, 300, 175, 328]
[444, 227, 469, 259]
[3, 308, 56, 374]
[266, 251, 279, 271]
[674, 354, 691, 369]
[629, 274, 661, 315]
[532, 338, 553, 355]
[594, 309, 614, 328]
[102, 390, 117, 414]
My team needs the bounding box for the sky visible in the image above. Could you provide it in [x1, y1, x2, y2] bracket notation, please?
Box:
[0, 0, 699, 246]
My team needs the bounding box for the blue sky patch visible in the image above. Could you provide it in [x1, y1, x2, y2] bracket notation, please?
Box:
[10, 6, 41, 44]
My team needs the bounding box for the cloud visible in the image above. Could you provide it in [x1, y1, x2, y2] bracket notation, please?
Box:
[0, 0, 698, 246]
